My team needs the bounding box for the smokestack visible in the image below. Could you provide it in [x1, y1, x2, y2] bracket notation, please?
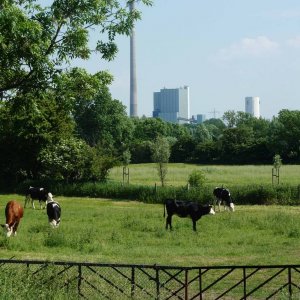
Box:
[129, 1, 138, 117]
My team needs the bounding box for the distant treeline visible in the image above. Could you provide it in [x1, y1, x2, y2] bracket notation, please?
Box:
[129, 109, 300, 166]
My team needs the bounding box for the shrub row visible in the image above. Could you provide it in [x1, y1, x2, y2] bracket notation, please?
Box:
[14, 180, 300, 206]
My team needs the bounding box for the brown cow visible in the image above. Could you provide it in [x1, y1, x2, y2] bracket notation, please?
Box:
[1, 201, 24, 237]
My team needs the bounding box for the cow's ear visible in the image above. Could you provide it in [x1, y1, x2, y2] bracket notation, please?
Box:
[0, 224, 5, 228]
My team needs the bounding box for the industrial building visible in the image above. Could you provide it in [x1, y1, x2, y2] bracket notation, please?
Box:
[152, 86, 190, 124]
[245, 96, 260, 118]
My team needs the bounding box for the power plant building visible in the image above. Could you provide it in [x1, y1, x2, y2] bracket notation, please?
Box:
[196, 114, 206, 123]
[153, 86, 190, 124]
[245, 96, 260, 118]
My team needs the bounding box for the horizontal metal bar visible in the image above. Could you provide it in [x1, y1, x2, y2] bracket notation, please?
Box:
[1, 259, 299, 271]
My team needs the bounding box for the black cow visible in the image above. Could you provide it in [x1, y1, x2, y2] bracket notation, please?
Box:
[24, 186, 54, 209]
[46, 200, 61, 228]
[213, 187, 235, 212]
[164, 199, 215, 231]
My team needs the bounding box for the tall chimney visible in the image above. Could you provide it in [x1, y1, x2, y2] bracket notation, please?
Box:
[129, 1, 138, 117]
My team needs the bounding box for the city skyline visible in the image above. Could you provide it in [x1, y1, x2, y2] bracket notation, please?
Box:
[74, 0, 300, 120]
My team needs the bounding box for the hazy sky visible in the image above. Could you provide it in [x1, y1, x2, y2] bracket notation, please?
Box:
[75, 0, 300, 120]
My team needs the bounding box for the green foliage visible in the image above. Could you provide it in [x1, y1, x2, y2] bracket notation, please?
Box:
[273, 154, 282, 169]
[170, 136, 196, 163]
[87, 147, 118, 182]
[0, 0, 152, 97]
[38, 137, 90, 181]
[268, 110, 300, 162]
[0, 0, 151, 186]
[151, 136, 171, 187]
[130, 140, 153, 163]
[122, 149, 131, 166]
[188, 170, 207, 188]
[193, 124, 213, 143]
[74, 79, 134, 152]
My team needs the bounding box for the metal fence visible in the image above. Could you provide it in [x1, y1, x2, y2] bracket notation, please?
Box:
[0, 259, 300, 299]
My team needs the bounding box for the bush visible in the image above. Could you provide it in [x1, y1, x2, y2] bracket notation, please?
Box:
[187, 170, 207, 188]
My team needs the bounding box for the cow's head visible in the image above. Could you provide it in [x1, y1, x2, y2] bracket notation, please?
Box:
[229, 202, 235, 212]
[46, 193, 54, 203]
[49, 219, 60, 228]
[1, 223, 15, 237]
[208, 205, 216, 215]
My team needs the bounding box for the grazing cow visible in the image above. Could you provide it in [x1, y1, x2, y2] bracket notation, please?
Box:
[46, 199, 61, 228]
[164, 199, 215, 231]
[1, 201, 24, 237]
[24, 186, 54, 209]
[213, 187, 235, 212]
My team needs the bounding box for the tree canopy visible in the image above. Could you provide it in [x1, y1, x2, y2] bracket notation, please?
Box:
[0, 0, 151, 98]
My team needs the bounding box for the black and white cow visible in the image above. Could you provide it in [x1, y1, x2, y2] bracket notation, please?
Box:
[164, 199, 215, 231]
[46, 200, 61, 228]
[24, 186, 54, 209]
[213, 187, 235, 212]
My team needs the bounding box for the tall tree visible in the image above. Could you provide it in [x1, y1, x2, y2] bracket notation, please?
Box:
[268, 110, 300, 162]
[0, 0, 152, 185]
[0, 0, 152, 98]
[151, 136, 171, 187]
[74, 82, 134, 156]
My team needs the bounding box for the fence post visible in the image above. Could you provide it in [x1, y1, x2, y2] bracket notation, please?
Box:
[288, 267, 292, 298]
[199, 268, 202, 300]
[155, 267, 160, 300]
[185, 269, 188, 300]
[131, 266, 135, 298]
[243, 267, 246, 300]
[78, 264, 82, 297]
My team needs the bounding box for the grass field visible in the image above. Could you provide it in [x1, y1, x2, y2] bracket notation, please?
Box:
[108, 163, 300, 187]
[0, 194, 300, 267]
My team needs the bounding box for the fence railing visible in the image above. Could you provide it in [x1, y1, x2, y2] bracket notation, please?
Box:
[0, 259, 300, 299]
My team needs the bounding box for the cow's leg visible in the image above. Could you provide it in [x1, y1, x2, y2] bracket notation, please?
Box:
[218, 200, 221, 212]
[32, 198, 35, 209]
[13, 221, 20, 236]
[166, 215, 172, 230]
[192, 220, 197, 231]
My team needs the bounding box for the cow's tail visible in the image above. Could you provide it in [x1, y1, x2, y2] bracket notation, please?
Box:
[163, 201, 166, 218]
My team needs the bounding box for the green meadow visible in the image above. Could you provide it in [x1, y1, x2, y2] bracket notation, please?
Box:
[109, 163, 300, 187]
[0, 164, 300, 298]
[0, 194, 300, 267]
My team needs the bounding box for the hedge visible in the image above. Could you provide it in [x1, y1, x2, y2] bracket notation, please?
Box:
[13, 180, 300, 206]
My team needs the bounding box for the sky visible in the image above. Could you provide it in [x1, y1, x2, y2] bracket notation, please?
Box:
[76, 0, 300, 120]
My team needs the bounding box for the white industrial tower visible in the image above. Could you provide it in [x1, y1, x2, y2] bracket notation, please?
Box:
[245, 96, 260, 118]
[129, 1, 137, 117]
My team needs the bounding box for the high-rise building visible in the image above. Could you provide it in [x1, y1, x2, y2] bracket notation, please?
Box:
[153, 86, 190, 123]
[245, 96, 260, 118]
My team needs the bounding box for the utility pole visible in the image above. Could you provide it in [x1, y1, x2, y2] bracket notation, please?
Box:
[208, 108, 220, 118]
